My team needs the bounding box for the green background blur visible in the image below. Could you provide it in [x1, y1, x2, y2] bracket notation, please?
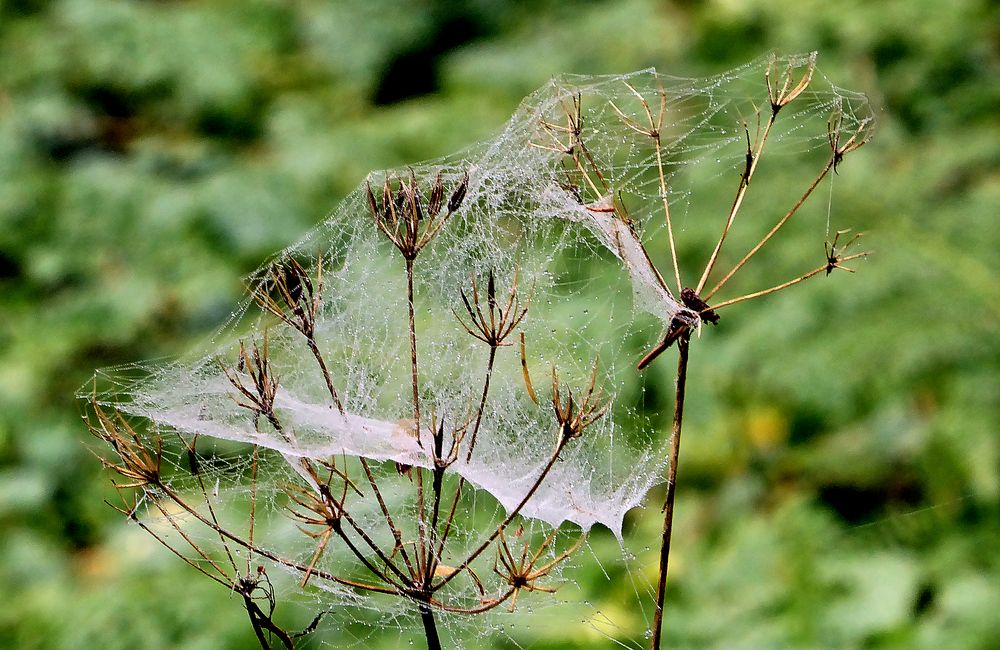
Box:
[1, 0, 997, 648]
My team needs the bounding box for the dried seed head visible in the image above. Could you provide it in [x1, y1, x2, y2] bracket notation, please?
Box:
[493, 529, 585, 612]
[824, 229, 868, 275]
[828, 106, 873, 173]
[428, 172, 445, 216]
[454, 268, 530, 349]
[551, 362, 608, 444]
[365, 182, 380, 221]
[220, 336, 279, 421]
[767, 52, 816, 115]
[406, 171, 425, 222]
[370, 170, 470, 260]
[87, 404, 163, 490]
[448, 172, 469, 213]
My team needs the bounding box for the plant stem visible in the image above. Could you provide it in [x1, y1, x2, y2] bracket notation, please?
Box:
[405, 256, 428, 576]
[405, 257, 422, 438]
[418, 602, 442, 650]
[650, 336, 690, 650]
[306, 337, 344, 414]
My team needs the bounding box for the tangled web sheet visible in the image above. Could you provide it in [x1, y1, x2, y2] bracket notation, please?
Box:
[88, 52, 873, 640]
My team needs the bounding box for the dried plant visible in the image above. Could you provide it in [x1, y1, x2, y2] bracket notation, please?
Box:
[87, 170, 607, 650]
[86, 52, 873, 649]
[530, 52, 872, 648]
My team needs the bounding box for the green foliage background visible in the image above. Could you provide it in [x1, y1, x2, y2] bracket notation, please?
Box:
[1, 0, 997, 647]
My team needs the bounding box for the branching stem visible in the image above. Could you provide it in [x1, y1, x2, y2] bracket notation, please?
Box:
[303, 326, 416, 578]
[695, 115, 776, 295]
[432, 440, 567, 592]
[152, 481, 397, 595]
[706, 251, 869, 312]
[705, 159, 834, 300]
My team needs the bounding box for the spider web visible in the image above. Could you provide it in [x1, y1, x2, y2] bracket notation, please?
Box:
[86, 52, 874, 644]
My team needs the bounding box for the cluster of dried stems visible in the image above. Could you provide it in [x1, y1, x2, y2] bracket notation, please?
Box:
[534, 55, 870, 649]
[88, 169, 608, 649]
[88, 56, 870, 650]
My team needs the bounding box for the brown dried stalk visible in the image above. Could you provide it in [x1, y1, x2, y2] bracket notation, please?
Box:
[255, 258, 344, 414]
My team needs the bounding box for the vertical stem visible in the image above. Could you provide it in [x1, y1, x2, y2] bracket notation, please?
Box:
[435, 344, 499, 561]
[427, 420, 446, 578]
[650, 336, 690, 650]
[405, 257, 422, 436]
[406, 257, 428, 577]
[419, 602, 442, 650]
[465, 345, 497, 462]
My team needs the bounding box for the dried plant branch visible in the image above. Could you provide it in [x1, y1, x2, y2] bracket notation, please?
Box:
[493, 527, 586, 612]
[434, 364, 604, 593]
[695, 107, 777, 295]
[89, 59, 872, 650]
[178, 432, 240, 575]
[694, 55, 819, 297]
[366, 171, 468, 262]
[454, 269, 529, 459]
[91, 405, 399, 596]
[611, 81, 682, 293]
[706, 233, 869, 312]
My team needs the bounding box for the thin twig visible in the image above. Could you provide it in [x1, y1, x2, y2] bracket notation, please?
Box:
[433, 438, 571, 592]
[695, 114, 776, 295]
[706, 251, 869, 312]
[704, 158, 835, 300]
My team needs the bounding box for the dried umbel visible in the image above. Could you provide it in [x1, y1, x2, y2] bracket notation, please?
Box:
[87, 52, 873, 648]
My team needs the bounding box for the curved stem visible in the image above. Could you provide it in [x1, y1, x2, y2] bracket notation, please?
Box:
[406, 257, 422, 438]
[651, 336, 690, 650]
